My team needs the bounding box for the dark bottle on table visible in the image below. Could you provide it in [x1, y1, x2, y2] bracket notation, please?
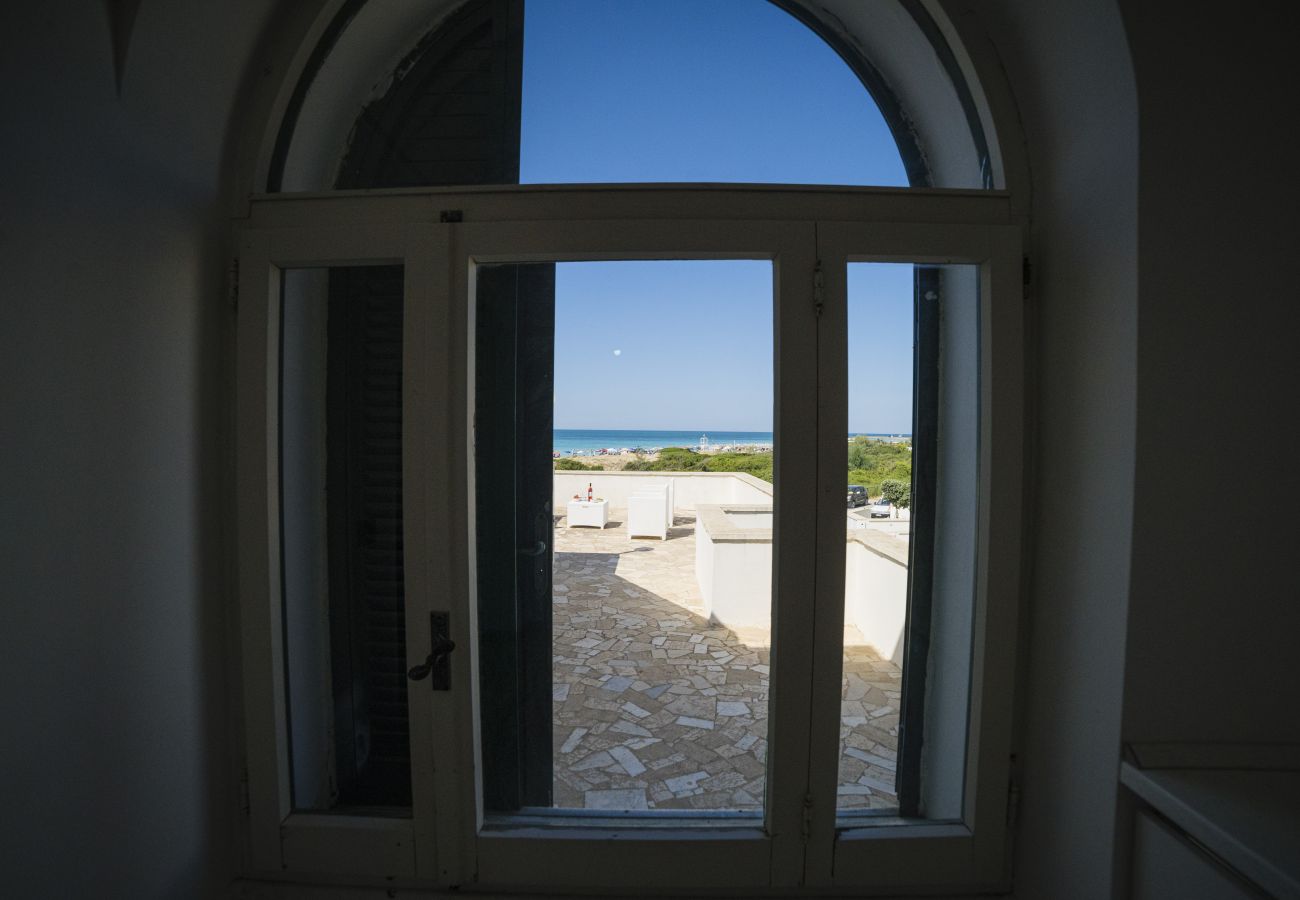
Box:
[587, 482, 593, 502]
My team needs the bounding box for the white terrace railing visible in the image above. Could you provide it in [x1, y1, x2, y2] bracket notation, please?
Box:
[553, 469, 772, 515]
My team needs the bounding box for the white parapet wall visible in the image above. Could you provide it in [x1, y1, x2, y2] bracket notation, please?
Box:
[690, 495, 909, 662]
[843, 530, 910, 666]
[694, 504, 774, 646]
[555, 470, 908, 663]
[553, 470, 772, 517]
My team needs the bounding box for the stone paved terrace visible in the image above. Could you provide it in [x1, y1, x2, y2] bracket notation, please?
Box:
[552, 510, 902, 812]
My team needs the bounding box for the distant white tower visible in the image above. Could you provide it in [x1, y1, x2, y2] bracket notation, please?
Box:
[698, 433, 710, 453]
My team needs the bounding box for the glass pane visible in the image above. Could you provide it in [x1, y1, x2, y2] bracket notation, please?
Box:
[280, 265, 411, 812]
[521, 1, 908, 187]
[837, 263, 978, 819]
[475, 260, 775, 816]
[837, 263, 912, 812]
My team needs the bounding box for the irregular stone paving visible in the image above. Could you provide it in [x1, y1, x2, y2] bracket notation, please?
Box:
[553, 512, 901, 812]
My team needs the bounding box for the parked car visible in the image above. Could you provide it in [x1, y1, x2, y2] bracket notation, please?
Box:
[868, 497, 892, 518]
[846, 485, 867, 508]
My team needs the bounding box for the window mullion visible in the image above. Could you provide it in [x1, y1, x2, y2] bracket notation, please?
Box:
[759, 223, 821, 884]
[800, 237, 851, 886]
[403, 224, 453, 880]
[762, 222, 823, 886]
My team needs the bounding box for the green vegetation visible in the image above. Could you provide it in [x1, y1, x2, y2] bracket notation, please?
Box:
[624, 447, 774, 483]
[880, 478, 912, 509]
[847, 437, 912, 498]
[557, 437, 909, 498]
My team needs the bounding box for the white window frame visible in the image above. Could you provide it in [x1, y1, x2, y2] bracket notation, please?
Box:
[452, 214, 816, 891]
[235, 220, 449, 881]
[808, 222, 1024, 891]
[235, 184, 1023, 894]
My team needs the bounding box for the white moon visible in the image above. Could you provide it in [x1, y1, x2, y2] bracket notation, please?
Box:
[612, 349, 622, 356]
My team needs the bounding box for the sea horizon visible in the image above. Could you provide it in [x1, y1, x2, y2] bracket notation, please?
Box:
[552, 427, 911, 454]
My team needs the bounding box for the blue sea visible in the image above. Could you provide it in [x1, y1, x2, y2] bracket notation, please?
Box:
[553, 429, 909, 454]
[553, 429, 770, 454]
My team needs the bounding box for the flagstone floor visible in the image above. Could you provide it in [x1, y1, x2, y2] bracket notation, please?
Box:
[552, 512, 902, 812]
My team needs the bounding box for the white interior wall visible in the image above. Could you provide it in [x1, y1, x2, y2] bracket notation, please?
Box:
[951, 1, 1138, 897]
[1118, 2, 1300, 746]
[0, 1, 276, 895]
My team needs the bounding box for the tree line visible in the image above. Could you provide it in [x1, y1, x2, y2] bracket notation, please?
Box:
[556, 437, 911, 504]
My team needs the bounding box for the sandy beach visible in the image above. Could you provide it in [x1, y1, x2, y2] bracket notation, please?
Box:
[556, 444, 773, 471]
[559, 453, 640, 470]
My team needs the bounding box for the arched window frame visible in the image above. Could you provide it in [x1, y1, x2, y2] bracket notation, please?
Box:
[233, 2, 1031, 894]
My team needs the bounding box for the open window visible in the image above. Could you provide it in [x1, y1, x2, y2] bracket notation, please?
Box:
[236, 188, 1022, 891]
[239, 0, 1025, 892]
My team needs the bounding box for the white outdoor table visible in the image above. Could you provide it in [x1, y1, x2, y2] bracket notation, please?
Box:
[566, 498, 609, 529]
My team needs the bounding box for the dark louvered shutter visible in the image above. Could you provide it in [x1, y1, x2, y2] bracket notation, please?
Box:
[322, 0, 527, 810]
[326, 265, 409, 807]
[474, 264, 555, 811]
[336, 0, 523, 190]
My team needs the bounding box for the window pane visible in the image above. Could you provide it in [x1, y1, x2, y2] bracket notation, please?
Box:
[475, 260, 775, 816]
[521, 0, 907, 186]
[837, 264, 912, 811]
[281, 265, 411, 812]
[837, 263, 978, 819]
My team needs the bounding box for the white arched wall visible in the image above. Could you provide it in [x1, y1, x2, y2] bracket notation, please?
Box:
[784, 0, 991, 189]
[946, 2, 1137, 898]
[277, 0, 465, 192]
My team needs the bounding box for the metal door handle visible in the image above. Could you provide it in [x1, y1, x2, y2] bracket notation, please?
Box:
[517, 540, 548, 557]
[407, 637, 456, 681]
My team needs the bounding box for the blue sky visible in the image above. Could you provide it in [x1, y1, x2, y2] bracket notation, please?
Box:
[521, 0, 915, 433]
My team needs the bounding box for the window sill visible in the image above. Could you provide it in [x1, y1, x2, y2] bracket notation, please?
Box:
[1121, 744, 1300, 898]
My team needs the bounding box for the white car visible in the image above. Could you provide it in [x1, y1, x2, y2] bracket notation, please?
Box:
[868, 498, 892, 518]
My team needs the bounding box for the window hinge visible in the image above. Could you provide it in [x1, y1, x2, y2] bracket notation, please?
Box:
[801, 792, 814, 843]
[229, 257, 240, 313]
[813, 261, 824, 317]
